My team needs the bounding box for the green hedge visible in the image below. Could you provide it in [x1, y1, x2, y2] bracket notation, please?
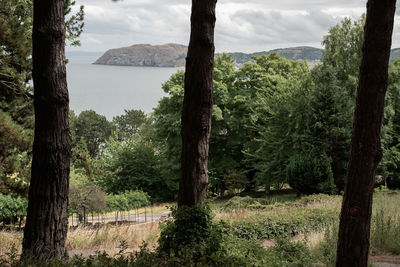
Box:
[106, 190, 150, 213]
[230, 208, 337, 240]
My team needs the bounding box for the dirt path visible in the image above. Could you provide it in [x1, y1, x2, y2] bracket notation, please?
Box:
[370, 255, 400, 267]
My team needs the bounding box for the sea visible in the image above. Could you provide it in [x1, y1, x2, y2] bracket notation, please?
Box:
[66, 53, 181, 120]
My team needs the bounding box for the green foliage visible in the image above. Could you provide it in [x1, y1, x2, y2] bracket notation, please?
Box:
[286, 153, 336, 195]
[370, 208, 400, 255]
[379, 60, 400, 189]
[230, 207, 336, 240]
[64, 0, 85, 47]
[322, 15, 365, 95]
[112, 109, 147, 140]
[0, 194, 27, 223]
[69, 185, 106, 215]
[0, 0, 84, 198]
[158, 205, 227, 261]
[100, 133, 172, 200]
[0, 111, 31, 196]
[222, 170, 249, 194]
[74, 110, 113, 158]
[265, 238, 315, 266]
[220, 195, 297, 210]
[106, 190, 150, 213]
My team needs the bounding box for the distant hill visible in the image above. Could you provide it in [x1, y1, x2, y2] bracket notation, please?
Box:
[94, 43, 188, 67]
[93, 43, 400, 67]
[390, 48, 400, 61]
[229, 46, 324, 64]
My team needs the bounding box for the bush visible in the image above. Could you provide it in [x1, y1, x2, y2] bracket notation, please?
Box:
[230, 208, 337, 240]
[106, 190, 150, 213]
[220, 195, 296, 210]
[0, 194, 27, 224]
[287, 153, 336, 195]
[158, 205, 227, 262]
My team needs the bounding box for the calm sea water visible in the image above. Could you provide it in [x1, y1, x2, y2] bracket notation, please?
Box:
[66, 55, 180, 119]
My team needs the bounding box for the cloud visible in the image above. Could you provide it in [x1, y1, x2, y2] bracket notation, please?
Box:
[67, 0, 400, 53]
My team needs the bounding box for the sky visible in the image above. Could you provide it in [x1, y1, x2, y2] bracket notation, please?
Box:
[67, 0, 400, 54]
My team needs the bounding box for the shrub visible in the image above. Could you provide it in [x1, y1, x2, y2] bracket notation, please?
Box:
[230, 208, 337, 240]
[158, 205, 227, 262]
[287, 153, 336, 195]
[0, 194, 27, 224]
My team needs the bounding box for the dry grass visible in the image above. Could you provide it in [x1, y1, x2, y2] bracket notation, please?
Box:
[293, 231, 326, 249]
[214, 194, 342, 224]
[0, 230, 22, 256]
[67, 221, 160, 253]
[1, 192, 399, 259]
[98, 203, 172, 220]
[0, 222, 161, 258]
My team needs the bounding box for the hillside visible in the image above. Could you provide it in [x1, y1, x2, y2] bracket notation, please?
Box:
[391, 48, 400, 61]
[94, 43, 400, 67]
[93, 43, 188, 67]
[229, 46, 324, 64]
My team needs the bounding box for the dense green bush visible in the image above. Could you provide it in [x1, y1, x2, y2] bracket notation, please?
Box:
[220, 195, 297, 210]
[0, 194, 27, 224]
[158, 205, 227, 261]
[106, 190, 150, 213]
[230, 208, 337, 240]
[287, 153, 336, 195]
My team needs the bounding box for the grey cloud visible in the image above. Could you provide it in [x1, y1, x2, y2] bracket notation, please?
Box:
[215, 9, 339, 52]
[67, 0, 400, 53]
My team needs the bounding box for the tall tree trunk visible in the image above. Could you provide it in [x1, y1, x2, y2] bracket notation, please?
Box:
[177, 0, 217, 207]
[22, 0, 71, 259]
[336, 1, 396, 266]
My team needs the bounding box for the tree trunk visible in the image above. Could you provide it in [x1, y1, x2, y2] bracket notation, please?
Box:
[177, 0, 217, 207]
[22, 0, 71, 259]
[336, 1, 396, 266]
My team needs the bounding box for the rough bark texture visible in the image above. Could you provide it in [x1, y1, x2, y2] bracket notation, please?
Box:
[336, 1, 396, 266]
[22, 0, 71, 259]
[177, 0, 217, 207]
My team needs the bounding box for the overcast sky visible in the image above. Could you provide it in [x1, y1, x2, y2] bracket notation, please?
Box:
[67, 0, 400, 54]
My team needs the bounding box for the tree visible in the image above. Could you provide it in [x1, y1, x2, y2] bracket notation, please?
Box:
[178, 0, 217, 206]
[74, 110, 113, 158]
[322, 15, 365, 97]
[22, 0, 71, 259]
[112, 109, 146, 140]
[0, 111, 31, 196]
[0, 0, 84, 198]
[100, 134, 168, 200]
[336, 1, 396, 266]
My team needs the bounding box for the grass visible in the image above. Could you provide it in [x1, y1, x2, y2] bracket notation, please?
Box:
[0, 191, 399, 265]
[67, 221, 159, 255]
[0, 229, 22, 256]
[69, 203, 172, 223]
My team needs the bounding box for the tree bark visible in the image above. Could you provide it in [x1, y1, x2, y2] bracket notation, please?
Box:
[177, 0, 217, 207]
[22, 0, 71, 259]
[336, 1, 396, 266]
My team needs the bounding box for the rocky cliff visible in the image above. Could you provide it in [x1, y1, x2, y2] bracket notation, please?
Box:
[94, 43, 188, 67]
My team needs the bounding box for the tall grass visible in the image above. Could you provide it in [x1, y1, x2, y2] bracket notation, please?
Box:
[0, 191, 399, 263]
[67, 221, 159, 254]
